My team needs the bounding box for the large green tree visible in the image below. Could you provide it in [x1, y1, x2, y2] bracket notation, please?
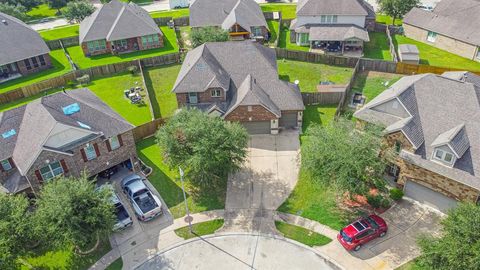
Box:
[377, 0, 419, 25]
[416, 203, 480, 270]
[0, 194, 35, 269]
[302, 119, 391, 194]
[191, 26, 230, 48]
[0, 3, 27, 21]
[0, 0, 40, 11]
[62, 0, 95, 23]
[34, 174, 115, 250]
[45, 0, 68, 13]
[156, 109, 248, 191]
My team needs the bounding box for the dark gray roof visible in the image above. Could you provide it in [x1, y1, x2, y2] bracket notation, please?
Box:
[190, 0, 267, 30]
[173, 41, 305, 114]
[354, 72, 480, 190]
[297, 0, 369, 16]
[2, 172, 29, 194]
[79, 0, 162, 43]
[0, 12, 50, 66]
[308, 24, 370, 42]
[0, 88, 133, 175]
[403, 0, 480, 46]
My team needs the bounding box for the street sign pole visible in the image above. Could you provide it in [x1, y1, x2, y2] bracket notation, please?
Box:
[179, 167, 193, 233]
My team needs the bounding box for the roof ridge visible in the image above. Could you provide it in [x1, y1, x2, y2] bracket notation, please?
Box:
[106, 5, 126, 41]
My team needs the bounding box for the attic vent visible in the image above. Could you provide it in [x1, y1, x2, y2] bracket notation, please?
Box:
[77, 121, 91, 130]
[62, 103, 80, 115]
[2, 129, 16, 139]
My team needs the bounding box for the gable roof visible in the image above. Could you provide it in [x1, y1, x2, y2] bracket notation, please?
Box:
[297, 0, 369, 16]
[403, 0, 480, 46]
[190, 0, 267, 30]
[79, 0, 162, 43]
[0, 12, 50, 66]
[354, 72, 480, 190]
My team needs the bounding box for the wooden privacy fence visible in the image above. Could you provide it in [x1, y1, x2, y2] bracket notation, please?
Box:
[154, 16, 190, 27]
[386, 26, 399, 62]
[46, 36, 79, 50]
[275, 48, 359, 67]
[336, 60, 361, 117]
[132, 118, 166, 142]
[301, 87, 346, 105]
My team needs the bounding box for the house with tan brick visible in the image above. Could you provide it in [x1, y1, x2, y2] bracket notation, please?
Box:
[0, 11, 51, 83]
[403, 0, 480, 62]
[172, 41, 305, 134]
[79, 0, 164, 57]
[354, 72, 480, 212]
[0, 89, 139, 196]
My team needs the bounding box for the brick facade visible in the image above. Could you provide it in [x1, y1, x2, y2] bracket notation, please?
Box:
[14, 53, 52, 76]
[176, 88, 227, 106]
[82, 33, 164, 56]
[224, 105, 277, 122]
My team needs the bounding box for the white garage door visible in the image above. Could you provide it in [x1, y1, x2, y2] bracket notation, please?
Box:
[404, 180, 458, 213]
[242, 121, 271, 134]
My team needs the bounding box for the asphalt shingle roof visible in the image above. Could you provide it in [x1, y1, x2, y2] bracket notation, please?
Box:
[308, 24, 370, 42]
[297, 0, 369, 16]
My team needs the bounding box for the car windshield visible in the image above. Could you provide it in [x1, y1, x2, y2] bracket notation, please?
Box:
[340, 230, 352, 242]
[367, 217, 379, 229]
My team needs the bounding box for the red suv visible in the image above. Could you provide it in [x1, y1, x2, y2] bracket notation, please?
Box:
[337, 214, 388, 251]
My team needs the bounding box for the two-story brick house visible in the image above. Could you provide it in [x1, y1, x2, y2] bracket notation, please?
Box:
[79, 0, 164, 57]
[0, 89, 139, 196]
[0, 11, 52, 83]
[289, 0, 375, 55]
[172, 41, 305, 134]
[354, 72, 480, 213]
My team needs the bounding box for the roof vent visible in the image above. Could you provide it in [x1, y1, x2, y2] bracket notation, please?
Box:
[1, 19, 7, 25]
[2, 129, 16, 139]
[77, 121, 91, 130]
[62, 103, 80, 115]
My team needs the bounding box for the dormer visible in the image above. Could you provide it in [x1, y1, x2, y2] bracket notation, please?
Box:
[430, 124, 469, 167]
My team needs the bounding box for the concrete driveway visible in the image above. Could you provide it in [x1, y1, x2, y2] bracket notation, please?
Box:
[222, 131, 301, 233]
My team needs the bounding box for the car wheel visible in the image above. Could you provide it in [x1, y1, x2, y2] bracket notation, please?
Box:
[380, 231, 387, 238]
[354, 245, 362, 251]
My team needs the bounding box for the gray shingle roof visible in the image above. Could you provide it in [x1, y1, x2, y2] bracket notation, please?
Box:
[399, 44, 419, 54]
[354, 72, 480, 190]
[173, 41, 305, 114]
[308, 24, 370, 42]
[297, 0, 369, 16]
[0, 12, 50, 66]
[79, 0, 162, 44]
[403, 0, 480, 46]
[190, 0, 267, 30]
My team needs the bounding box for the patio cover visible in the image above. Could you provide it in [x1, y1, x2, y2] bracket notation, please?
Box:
[309, 25, 370, 42]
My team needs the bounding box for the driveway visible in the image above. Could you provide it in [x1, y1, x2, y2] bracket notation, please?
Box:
[222, 131, 301, 233]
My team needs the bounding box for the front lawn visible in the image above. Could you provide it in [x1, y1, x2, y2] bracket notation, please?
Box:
[136, 137, 225, 218]
[351, 71, 403, 102]
[278, 24, 310, 52]
[174, 219, 224, 240]
[364, 32, 392, 60]
[67, 26, 178, 69]
[376, 14, 403, 26]
[0, 49, 72, 94]
[144, 64, 181, 118]
[150, 8, 189, 18]
[394, 35, 480, 71]
[260, 3, 297, 20]
[26, 4, 59, 21]
[275, 221, 332, 247]
[277, 59, 354, 92]
[39, 25, 80, 41]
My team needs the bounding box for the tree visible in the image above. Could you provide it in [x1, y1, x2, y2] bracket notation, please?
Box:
[156, 109, 248, 191]
[377, 0, 419, 25]
[34, 174, 115, 251]
[0, 3, 27, 21]
[191, 26, 230, 48]
[302, 119, 391, 194]
[0, 0, 40, 11]
[62, 0, 95, 23]
[0, 194, 35, 269]
[416, 203, 480, 270]
[45, 0, 68, 13]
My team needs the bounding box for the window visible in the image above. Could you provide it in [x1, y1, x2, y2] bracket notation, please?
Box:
[476, 48, 480, 60]
[252, 26, 262, 37]
[1, 159, 12, 171]
[24, 59, 31, 70]
[247, 105, 252, 112]
[39, 55, 46, 66]
[298, 33, 309, 45]
[31, 57, 39, 68]
[39, 161, 63, 181]
[433, 148, 454, 164]
[87, 40, 107, 52]
[356, 230, 369, 239]
[188, 92, 198, 104]
[84, 144, 97, 160]
[211, 89, 221, 97]
[320, 15, 337, 23]
[109, 136, 120, 150]
[142, 34, 159, 47]
[427, 31, 437, 42]
[395, 141, 402, 153]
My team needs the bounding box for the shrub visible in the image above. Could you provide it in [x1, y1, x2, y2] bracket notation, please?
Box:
[76, 74, 90, 85]
[127, 65, 138, 74]
[389, 188, 404, 201]
[380, 197, 391, 208]
[366, 194, 382, 209]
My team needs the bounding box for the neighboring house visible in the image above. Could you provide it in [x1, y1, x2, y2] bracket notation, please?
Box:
[170, 0, 189, 9]
[289, 0, 374, 55]
[403, 0, 480, 62]
[79, 0, 164, 57]
[172, 41, 305, 134]
[0, 12, 51, 83]
[189, 0, 269, 40]
[354, 72, 480, 213]
[0, 89, 139, 196]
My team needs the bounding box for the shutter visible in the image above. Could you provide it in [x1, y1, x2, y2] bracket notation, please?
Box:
[60, 160, 69, 174]
[94, 143, 101, 157]
[35, 170, 43, 183]
[118, 135, 123, 147]
[106, 140, 112, 152]
[80, 148, 88, 162]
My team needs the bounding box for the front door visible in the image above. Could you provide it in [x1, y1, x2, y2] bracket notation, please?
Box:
[188, 92, 198, 104]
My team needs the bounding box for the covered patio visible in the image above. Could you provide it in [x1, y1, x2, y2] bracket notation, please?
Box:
[308, 25, 370, 57]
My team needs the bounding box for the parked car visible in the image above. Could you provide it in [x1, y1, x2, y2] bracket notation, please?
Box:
[97, 184, 133, 231]
[337, 215, 388, 251]
[121, 174, 163, 222]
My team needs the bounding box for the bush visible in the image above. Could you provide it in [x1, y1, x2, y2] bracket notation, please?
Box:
[127, 65, 138, 74]
[389, 188, 404, 201]
[77, 74, 90, 85]
[191, 26, 229, 48]
[380, 197, 391, 208]
[367, 194, 382, 209]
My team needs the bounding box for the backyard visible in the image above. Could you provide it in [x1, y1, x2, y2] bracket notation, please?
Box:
[150, 8, 189, 18]
[267, 20, 280, 46]
[26, 4, 59, 21]
[351, 71, 403, 103]
[364, 32, 392, 60]
[260, 3, 297, 20]
[39, 25, 80, 41]
[278, 24, 310, 52]
[144, 64, 181, 118]
[376, 14, 403, 26]
[277, 59, 354, 93]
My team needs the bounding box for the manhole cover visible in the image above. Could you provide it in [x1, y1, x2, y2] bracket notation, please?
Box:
[184, 216, 193, 223]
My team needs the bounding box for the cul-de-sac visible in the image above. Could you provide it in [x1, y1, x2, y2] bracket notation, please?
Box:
[1, 0, 479, 269]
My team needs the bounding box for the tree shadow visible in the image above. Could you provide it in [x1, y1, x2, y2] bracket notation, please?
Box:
[143, 68, 162, 118]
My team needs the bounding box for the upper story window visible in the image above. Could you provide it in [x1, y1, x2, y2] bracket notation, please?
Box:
[39, 55, 46, 66]
[87, 40, 107, 52]
[321, 15, 338, 24]
[427, 31, 437, 42]
[1, 159, 12, 171]
[142, 34, 159, 47]
[211, 89, 222, 97]
[394, 141, 402, 154]
[109, 136, 120, 150]
[433, 148, 454, 165]
[84, 144, 97, 161]
[40, 161, 63, 181]
[252, 26, 262, 37]
[247, 105, 252, 112]
[24, 59, 31, 70]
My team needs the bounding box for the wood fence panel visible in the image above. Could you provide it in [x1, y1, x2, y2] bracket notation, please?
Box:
[302, 91, 345, 105]
[154, 17, 173, 26]
[173, 17, 189, 26]
[132, 118, 166, 142]
[46, 36, 80, 50]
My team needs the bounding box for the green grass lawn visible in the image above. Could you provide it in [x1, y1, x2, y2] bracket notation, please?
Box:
[351, 71, 403, 102]
[396, 260, 424, 270]
[26, 4, 59, 21]
[39, 25, 80, 41]
[376, 14, 403, 26]
[144, 64, 181, 118]
[394, 35, 480, 71]
[278, 24, 310, 52]
[260, 3, 297, 20]
[176, 26, 192, 50]
[364, 32, 392, 60]
[150, 8, 190, 18]
[302, 105, 337, 133]
[275, 221, 332, 247]
[0, 88, 63, 113]
[136, 137, 225, 218]
[0, 49, 72, 94]
[267, 20, 280, 46]
[105, 258, 123, 270]
[175, 219, 225, 240]
[67, 26, 178, 69]
[277, 59, 354, 92]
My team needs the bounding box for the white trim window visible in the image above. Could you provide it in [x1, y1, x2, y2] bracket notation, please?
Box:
[87, 40, 107, 52]
[433, 148, 454, 164]
[40, 161, 63, 181]
[251, 26, 262, 37]
[141, 34, 160, 48]
[84, 144, 97, 161]
[109, 136, 120, 150]
[211, 89, 222, 97]
[476, 48, 480, 60]
[320, 15, 338, 24]
[427, 31, 437, 42]
[1, 159, 12, 171]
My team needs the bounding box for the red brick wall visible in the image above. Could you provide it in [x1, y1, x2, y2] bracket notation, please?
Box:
[224, 105, 277, 122]
[137, 33, 164, 51]
[16, 53, 52, 75]
[81, 40, 111, 56]
[176, 88, 226, 106]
